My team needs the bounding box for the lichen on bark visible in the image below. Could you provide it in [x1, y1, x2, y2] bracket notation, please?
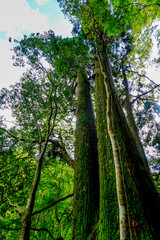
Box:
[96, 35, 160, 239]
[95, 59, 119, 240]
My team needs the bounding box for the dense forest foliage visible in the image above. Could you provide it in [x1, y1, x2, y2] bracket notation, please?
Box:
[0, 0, 160, 239]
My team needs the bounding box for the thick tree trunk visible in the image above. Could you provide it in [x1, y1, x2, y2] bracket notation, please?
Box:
[19, 209, 32, 240]
[96, 36, 160, 239]
[95, 59, 119, 239]
[72, 70, 99, 239]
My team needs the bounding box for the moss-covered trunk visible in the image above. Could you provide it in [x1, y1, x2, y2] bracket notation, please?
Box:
[72, 70, 99, 240]
[95, 59, 119, 239]
[19, 209, 32, 240]
[106, 88, 130, 240]
[96, 36, 160, 239]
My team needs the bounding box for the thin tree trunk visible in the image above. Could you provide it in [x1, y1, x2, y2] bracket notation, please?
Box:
[95, 59, 119, 239]
[122, 62, 148, 168]
[19, 105, 54, 240]
[96, 35, 160, 239]
[19, 149, 46, 240]
[72, 70, 99, 239]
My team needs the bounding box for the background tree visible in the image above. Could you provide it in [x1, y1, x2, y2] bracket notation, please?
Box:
[73, 69, 99, 239]
[0, 32, 77, 239]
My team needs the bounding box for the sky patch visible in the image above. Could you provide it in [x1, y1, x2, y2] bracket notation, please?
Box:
[35, 0, 49, 5]
[0, 0, 50, 39]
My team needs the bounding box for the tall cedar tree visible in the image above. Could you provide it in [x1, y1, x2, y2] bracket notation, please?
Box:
[96, 34, 160, 239]
[73, 70, 99, 239]
[95, 59, 119, 239]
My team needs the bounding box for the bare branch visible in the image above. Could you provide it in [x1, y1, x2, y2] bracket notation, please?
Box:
[131, 84, 160, 105]
[7, 199, 22, 216]
[49, 139, 75, 169]
[126, 70, 159, 86]
[32, 193, 73, 216]
[31, 227, 55, 239]
[3, 226, 20, 231]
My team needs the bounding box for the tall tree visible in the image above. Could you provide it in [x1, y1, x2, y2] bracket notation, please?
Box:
[96, 34, 160, 239]
[0, 32, 76, 239]
[1, 72, 60, 240]
[95, 59, 119, 239]
[73, 69, 99, 239]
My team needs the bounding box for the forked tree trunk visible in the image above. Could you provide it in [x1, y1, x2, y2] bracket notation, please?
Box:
[72, 70, 99, 239]
[96, 35, 160, 240]
[95, 59, 119, 239]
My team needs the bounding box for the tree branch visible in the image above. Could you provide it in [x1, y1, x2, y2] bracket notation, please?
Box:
[3, 226, 20, 231]
[116, 2, 160, 15]
[0, 127, 25, 142]
[32, 193, 73, 216]
[126, 69, 159, 86]
[48, 139, 75, 169]
[7, 198, 22, 216]
[131, 84, 160, 105]
[31, 227, 55, 239]
[3, 225, 55, 240]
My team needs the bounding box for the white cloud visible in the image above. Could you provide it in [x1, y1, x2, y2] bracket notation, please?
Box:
[51, 18, 73, 38]
[0, 0, 50, 39]
[35, 0, 49, 5]
[0, 39, 26, 127]
[0, 39, 26, 88]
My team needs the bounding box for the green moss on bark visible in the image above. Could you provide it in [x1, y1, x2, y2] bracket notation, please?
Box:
[72, 70, 99, 240]
[96, 37, 160, 239]
[112, 98, 160, 239]
[95, 61, 119, 240]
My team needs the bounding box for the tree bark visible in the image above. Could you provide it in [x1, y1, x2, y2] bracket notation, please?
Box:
[106, 89, 130, 240]
[19, 153, 44, 240]
[96, 35, 160, 239]
[95, 59, 119, 239]
[72, 70, 99, 239]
